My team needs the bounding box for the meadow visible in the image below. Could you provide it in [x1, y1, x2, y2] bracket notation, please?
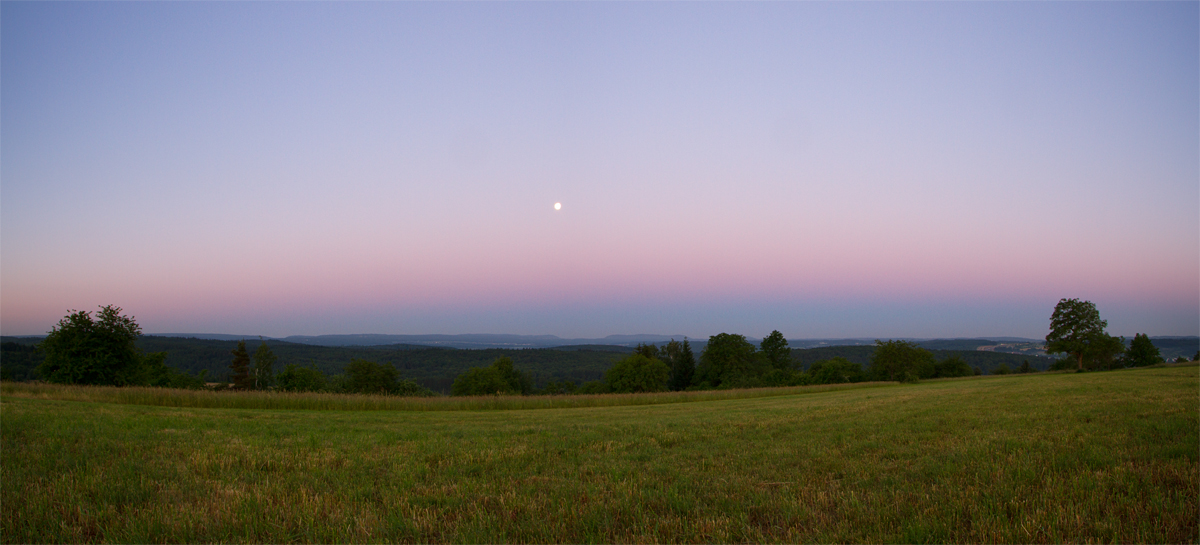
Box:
[2, 366, 1197, 543]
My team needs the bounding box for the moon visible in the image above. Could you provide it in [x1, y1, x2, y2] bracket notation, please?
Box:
[554, 202, 561, 211]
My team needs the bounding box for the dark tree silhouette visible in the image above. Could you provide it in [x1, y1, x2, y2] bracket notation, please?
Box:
[229, 340, 253, 390]
[1045, 298, 1109, 372]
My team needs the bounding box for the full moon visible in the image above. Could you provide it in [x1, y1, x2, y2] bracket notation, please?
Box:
[554, 202, 561, 210]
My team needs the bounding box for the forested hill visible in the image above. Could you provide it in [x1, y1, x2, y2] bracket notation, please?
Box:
[5, 335, 1059, 390]
[6, 335, 1187, 391]
[123, 337, 625, 393]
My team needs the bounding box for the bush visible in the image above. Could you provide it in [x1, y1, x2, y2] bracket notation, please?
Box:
[806, 357, 864, 385]
[577, 380, 610, 394]
[933, 356, 973, 378]
[605, 354, 670, 393]
[276, 364, 327, 392]
[344, 359, 400, 394]
[537, 380, 578, 395]
[452, 357, 531, 396]
[36, 305, 167, 386]
[870, 340, 935, 382]
[1050, 357, 1075, 371]
[760, 368, 803, 387]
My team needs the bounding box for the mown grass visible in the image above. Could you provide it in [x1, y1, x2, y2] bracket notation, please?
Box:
[2, 366, 1196, 543]
[0, 380, 895, 411]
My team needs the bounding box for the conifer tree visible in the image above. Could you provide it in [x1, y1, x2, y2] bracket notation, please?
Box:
[1125, 333, 1162, 367]
[667, 338, 695, 391]
[229, 340, 253, 390]
[252, 340, 277, 389]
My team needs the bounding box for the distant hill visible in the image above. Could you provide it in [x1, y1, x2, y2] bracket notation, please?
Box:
[1144, 337, 1199, 361]
[148, 334, 279, 342]
[916, 339, 1007, 351]
[278, 333, 695, 349]
[132, 336, 623, 393]
[549, 344, 637, 353]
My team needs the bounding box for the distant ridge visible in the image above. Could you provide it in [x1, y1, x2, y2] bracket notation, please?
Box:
[149, 334, 278, 341]
[279, 333, 695, 349]
[154, 333, 1048, 350]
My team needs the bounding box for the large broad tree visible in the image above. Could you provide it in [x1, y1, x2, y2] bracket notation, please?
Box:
[36, 305, 163, 386]
[694, 333, 767, 388]
[1045, 298, 1110, 371]
[760, 330, 793, 371]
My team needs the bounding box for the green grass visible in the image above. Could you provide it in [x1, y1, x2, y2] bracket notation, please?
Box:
[0, 380, 892, 411]
[3, 367, 1197, 543]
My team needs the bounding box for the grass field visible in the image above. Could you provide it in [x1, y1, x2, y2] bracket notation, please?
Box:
[2, 366, 1197, 543]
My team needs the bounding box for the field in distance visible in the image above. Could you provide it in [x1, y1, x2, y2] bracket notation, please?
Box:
[2, 366, 1196, 543]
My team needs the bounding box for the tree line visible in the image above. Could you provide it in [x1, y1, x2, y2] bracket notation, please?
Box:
[12, 302, 1197, 395]
[448, 333, 995, 396]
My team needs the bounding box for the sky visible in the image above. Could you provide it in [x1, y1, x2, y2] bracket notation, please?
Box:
[2, 1, 1197, 340]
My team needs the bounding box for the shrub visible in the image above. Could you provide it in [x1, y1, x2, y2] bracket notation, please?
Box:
[37, 305, 167, 386]
[605, 354, 670, 393]
[576, 380, 610, 394]
[933, 356, 973, 378]
[452, 357, 531, 396]
[806, 357, 864, 384]
[276, 364, 327, 392]
[870, 340, 935, 382]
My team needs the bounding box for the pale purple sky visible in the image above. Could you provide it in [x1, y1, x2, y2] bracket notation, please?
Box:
[2, 2, 1197, 339]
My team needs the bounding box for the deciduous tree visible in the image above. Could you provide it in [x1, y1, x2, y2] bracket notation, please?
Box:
[806, 357, 864, 384]
[760, 330, 793, 370]
[36, 305, 164, 386]
[695, 333, 767, 388]
[869, 340, 935, 382]
[1084, 333, 1126, 370]
[634, 343, 660, 360]
[276, 364, 326, 392]
[605, 353, 669, 393]
[344, 358, 401, 394]
[451, 356, 531, 396]
[1045, 298, 1109, 372]
[933, 355, 973, 378]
